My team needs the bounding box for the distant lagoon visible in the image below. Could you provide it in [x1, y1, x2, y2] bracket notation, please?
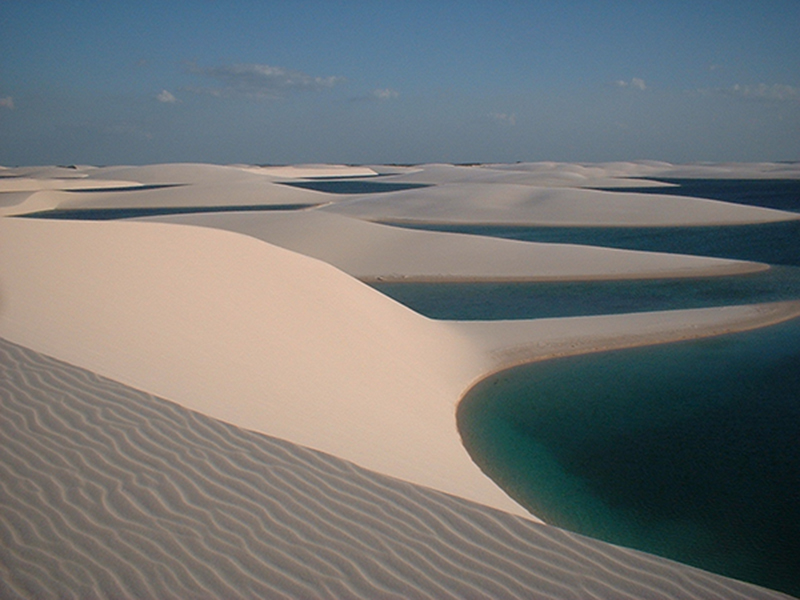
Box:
[371, 266, 800, 320]
[391, 219, 800, 267]
[375, 180, 800, 319]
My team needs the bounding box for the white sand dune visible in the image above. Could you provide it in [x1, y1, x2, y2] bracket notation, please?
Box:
[82, 162, 374, 183]
[327, 181, 799, 226]
[0, 164, 332, 215]
[4, 337, 792, 599]
[363, 161, 674, 188]
[3, 161, 800, 598]
[482, 160, 800, 182]
[0, 164, 99, 180]
[144, 209, 766, 281]
[358, 160, 800, 188]
[238, 163, 378, 178]
[0, 177, 143, 192]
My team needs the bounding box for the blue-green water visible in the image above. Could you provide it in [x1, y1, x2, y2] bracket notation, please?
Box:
[17, 203, 319, 220]
[394, 220, 800, 267]
[373, 180, 800, 320]
[62, 183, 185, 193]
[597, 178, 800, 212]
[458, 319, 800, 596]
[372, 267, 800, 320]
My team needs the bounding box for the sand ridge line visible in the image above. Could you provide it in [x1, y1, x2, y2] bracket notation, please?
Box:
[358, 260, 770, 283]
[367, 212, 800, 228]
[454, 301, 800, 385]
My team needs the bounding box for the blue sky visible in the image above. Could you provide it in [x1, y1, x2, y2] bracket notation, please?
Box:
[1, 1, 799, 166]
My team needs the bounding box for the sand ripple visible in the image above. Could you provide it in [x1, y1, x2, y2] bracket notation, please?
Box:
[1, 337, 792, 599]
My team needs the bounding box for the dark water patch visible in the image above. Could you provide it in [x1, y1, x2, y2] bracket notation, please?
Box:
[597, 179, 800, 212]
[370, 266, 800, 320]
[16, 203, 318, 220]
[393, 220, 800, 267]
[457, 318, 800, 596]
[279, 180, 431, 194]
[64, 183, 186, 193]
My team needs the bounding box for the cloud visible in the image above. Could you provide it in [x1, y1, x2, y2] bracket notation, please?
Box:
[0, 96, 14, 110]
[371, 88, 399, 100]
[616, 78, 647, 91]
[489, 112, 516, 126]
[350, 88, 400, 102]
[725, 83, 800, 102]
[156, 90, 179, 103]
[187, 63, 344, 99]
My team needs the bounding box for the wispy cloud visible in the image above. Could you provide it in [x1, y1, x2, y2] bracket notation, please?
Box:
[489, 112, 516, 126]
[723, 83, 799, 102]
[156, 89, 179, 103]
[187, 63, 344, 99]
[616, 78, 647, 91]
[371, 88, 399, 100]
[0, 96, 14, 110]
[350, 88, 400, 102]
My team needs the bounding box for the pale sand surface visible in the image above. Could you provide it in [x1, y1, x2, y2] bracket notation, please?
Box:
[4, 161, 790, 283]
[0, 177, 144, 192]
[326, 181, 799, 226]
[144, 209, 767, 282]
[2, 336, 792, 599]
[457, 301, 800, 374]
[3, 161, 800, 597]
[363, 161, 800, 188]
[0, 164, 330, 215]
[481, 160, 800, 182]
[237, 163, 378, 178]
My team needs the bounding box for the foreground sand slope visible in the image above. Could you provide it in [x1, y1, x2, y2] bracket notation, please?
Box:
[4, 335, 793, 599]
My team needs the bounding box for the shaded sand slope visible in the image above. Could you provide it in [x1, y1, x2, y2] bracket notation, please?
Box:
[326, 182, 799, 227]
[147, 209, 765, 281]
[2, 337, 792, 600]
[0, 217, 522, 516]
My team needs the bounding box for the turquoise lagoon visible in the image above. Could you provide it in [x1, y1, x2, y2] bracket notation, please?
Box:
[458, 319, 800, 596]
[383, 180, 800, 596]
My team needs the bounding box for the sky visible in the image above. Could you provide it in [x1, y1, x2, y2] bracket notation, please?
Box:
[1, 1, 799, 166]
